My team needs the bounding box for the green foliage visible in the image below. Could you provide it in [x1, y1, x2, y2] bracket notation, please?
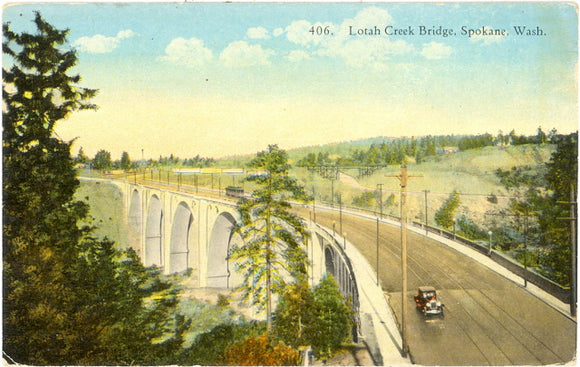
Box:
[272, 276, 352, 359]
[230, 145, 311, 329]
[93, 149, 113, 170]
[536, 134, 577, 285]
[3, 13, 188, 364]
[351, 191, 375, 208]
[75, 147, 90, 164]
[273, 281, 316, 348]
[120, 151, 132, 170]
[495, 165, 543, 189]
[516, 250, 540, 268]
[456, 215, 487, 241]
[434, 190, 461, 230]
[225, 334, 300, 366]
[493, 133, 577, 285]
[310, 274, 352, 359]
[457, 133, 494, 151]
[178, 321, 266, 365]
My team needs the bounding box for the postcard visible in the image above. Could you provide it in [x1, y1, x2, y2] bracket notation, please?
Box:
[2, 2, 577, 366]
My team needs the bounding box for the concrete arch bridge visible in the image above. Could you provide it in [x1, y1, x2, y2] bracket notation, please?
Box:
[115, 181, 360, 316]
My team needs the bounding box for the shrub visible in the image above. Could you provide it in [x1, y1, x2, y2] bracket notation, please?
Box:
[310, 274, 352, 359]
[225, 334, 300, 366]
[434, 190, 461, 229]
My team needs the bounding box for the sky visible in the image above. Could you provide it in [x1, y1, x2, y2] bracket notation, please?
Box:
[2, 2, 578, 160]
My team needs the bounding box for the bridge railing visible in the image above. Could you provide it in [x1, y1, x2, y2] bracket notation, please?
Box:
[86, 170, 570, 305]
[411, 221, 570, 304]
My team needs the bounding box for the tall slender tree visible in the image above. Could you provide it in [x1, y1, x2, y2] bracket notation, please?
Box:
[230, 144, 311, 332]
[3, 13, 188, 364]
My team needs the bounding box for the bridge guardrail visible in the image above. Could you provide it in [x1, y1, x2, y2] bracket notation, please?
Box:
[411, 221, 570, 304]
[85, 171, 570, 305]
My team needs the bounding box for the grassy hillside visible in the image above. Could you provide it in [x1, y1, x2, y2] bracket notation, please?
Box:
[291, 144, 556, 226]
[75, 180, 130, 250]
[77, 142, 556, 251]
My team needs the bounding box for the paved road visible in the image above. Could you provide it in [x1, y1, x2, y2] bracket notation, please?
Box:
[294, 206, 576, 366]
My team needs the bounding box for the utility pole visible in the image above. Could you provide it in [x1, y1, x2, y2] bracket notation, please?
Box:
[399, 166, 409, 357]
[331, 178, 335, 207]
[558, 184, 577, 317]
[424, 190, 430, 235]
[339, 193, 343, 236]
[386, 165, 421, 357]
[376, 217, 380, 286]
[312, 186, 317, 222]
[377, 184, 383, 219]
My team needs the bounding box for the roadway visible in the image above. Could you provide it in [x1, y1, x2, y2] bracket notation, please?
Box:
[293, 205, 576, 366]
[109, 176, 576, 364]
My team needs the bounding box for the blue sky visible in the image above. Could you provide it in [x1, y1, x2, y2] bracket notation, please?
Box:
[2, 2, 578, 159]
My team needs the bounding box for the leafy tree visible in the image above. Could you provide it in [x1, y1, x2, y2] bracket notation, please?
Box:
[310, 274, 352, 359]
[75, 146, 90, 164]
[3, 12, 98, 363]
[3, 13, 187, 364]
[93, 149, 112, 170]
[493, 133, 577, 285]
[225, 334, 300, 366]
[178, 321, 266, 365]
[272, 281, 316, 348]
[536, 133, 577, 284]
[352, 191, 375, 208]
[230, 144, 311, 332]
[272, 276, 352, 359]
[537, 126, 548, 144]
[120, 151, 132, 170]
[434, 190, 461, 229]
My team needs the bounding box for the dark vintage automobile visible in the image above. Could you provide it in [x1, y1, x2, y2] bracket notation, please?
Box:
[414, 286, 444, 317]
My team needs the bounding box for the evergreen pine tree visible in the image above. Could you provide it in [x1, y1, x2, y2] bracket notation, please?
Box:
[230, 144, 311, 332]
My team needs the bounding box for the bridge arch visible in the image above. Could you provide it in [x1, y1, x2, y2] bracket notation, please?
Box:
[325, 246, 336, 276]
[145, 194, 163, 267]
[169, 202, 193, 274]
[206, 211, 238, 288]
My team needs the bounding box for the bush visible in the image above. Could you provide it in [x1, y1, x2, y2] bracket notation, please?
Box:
[434, 191, 461, 229]
[456, 215, 488, 241]
[178, 322, 266, 365]
[516, 250, 540, 268]
[272, 275, 352, 360]
[310, 275, 352, 359]
[225, 334, 300, 366]
[273, 282, 315, 348]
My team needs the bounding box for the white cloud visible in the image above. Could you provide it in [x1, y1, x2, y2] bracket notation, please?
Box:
[117, 29, 137, 39]
[159, 37, 213, 68]
[286, 50, 310, 62]
[420, 42, 453, 60]
[73, 29, 136, 53]
[247, 26, 270, 39]
[323, 38, 415, 67]
[284, 7, 410, 69]
[273, 28, 284, 37]
[219, 41, 274, 68]
[348, 6, 393, 30]
[286, 20, 316, 47]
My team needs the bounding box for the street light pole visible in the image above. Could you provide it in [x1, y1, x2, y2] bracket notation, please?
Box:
[424, 190, 430, 235]
[488, 231, 493, 256]
[377, 184, 383, 219]
[400, 166, 409, 357]
[376, 218, 380, 286]
[339, 193, 343, 236]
